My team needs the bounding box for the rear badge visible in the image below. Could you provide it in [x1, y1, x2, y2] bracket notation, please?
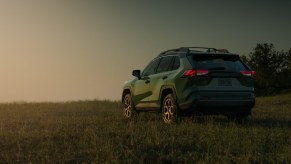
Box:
[218, 78, 232, 86]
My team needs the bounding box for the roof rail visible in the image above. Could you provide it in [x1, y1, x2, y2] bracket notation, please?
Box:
[179, 47, 229, 53]
[159, 48, 184, 55]
[160, 48, 180, 54]
[159, 47, 229, 56]
[215, 49, 229, 53]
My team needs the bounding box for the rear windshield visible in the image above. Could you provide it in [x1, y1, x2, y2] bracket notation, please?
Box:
[189, 54, 248, 72]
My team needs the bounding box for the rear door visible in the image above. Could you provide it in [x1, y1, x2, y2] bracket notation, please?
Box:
[147, 56, 175, 107]
[191, 54, 255, 100]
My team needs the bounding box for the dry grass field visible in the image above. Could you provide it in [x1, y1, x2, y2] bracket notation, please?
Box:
[0, 94, 290, 163]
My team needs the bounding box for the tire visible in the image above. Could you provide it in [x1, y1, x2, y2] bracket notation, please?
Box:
[162, 94, 180, 124]
[123, 94, 138, 120]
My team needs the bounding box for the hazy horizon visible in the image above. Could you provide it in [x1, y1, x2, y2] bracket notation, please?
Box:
[0, 1, 290, 102]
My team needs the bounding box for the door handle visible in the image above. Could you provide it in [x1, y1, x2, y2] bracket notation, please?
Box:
[162, 76, 168, 80]
[145, 80, 150, 84]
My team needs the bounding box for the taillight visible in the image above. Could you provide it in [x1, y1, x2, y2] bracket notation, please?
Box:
[181, 69, 209, 78]
[240, 70, 256, 77]
[197, 70, 209, 76]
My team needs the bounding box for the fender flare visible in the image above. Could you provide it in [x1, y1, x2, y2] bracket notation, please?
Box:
[159, 85, 178, 105]
[122, 87, 133, 102]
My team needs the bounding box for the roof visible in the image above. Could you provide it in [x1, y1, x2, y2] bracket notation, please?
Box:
[158, 47, 236, 57]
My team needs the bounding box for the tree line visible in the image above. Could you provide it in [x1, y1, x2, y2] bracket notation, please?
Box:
[241, 43, 291, 96]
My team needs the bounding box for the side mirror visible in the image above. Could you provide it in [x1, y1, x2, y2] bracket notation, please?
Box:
[132, 70, 141, 79]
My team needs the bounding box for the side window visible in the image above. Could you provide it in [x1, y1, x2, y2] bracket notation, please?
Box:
[142, 58, 160, 76]
[156, 56, 174, 73]
[171, 56, 180, 70]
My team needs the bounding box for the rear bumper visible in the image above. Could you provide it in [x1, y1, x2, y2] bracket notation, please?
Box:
[179, 94, 255, 113]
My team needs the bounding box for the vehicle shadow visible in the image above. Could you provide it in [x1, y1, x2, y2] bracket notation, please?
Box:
[188, 115, 291, 129]
[123, 111, 291, 129]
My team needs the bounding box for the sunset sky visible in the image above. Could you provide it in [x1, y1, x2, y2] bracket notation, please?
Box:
[0, 1, 290, 102]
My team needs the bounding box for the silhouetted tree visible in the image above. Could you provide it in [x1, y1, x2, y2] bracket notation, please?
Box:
[242, 43, 291, 96]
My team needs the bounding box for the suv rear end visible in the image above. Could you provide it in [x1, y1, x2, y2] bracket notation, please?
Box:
[177, 48, 255, 118]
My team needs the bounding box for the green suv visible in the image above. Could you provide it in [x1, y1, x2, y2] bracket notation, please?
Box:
[122, 47, 256, 123]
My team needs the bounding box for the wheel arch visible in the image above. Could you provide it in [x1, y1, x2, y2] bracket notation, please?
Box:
[159, 85, 177, 106]
[122, 87, 132, 103]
